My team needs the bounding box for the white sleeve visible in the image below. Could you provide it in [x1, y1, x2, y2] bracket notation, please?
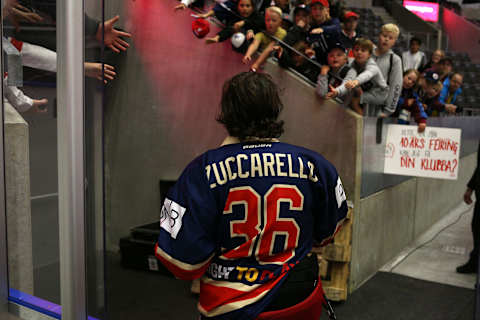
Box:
[336, 68, 357, 97]
[316, 74, 328, 97]
[4, 79, 34, 113]
[419, 52, 427, 70]
[19, 41, 57, 73]
[181, 0, 196, 6]
[355, 62, 378, 85]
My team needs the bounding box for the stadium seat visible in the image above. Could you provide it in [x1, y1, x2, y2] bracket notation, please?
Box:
[455, 95, 466, 109]
[463, 61, 474, 70]
[458, 52, 470, 62]
[465, 96, 478, 109]
[464, 71, 476, 83]
[453, 60, 464, 69]
[373, 20, 383, 28]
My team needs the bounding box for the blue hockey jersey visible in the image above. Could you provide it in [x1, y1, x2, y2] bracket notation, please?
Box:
[155, 141, 348, 319]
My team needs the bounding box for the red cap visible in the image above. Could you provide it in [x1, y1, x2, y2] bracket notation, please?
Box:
[310, 0, 329, 8]
[192, 19, 210, 38]
[344, 11, 359, 20]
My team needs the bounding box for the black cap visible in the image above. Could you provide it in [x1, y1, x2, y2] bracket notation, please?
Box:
[293, 4, 310, 16]
[328, 42, 347, 54]
[424, 70, 440, 83]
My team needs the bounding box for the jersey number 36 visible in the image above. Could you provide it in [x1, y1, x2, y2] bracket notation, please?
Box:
[221, 185, 304, 265]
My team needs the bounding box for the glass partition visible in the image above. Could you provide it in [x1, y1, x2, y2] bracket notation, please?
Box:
[1, 0, 106, 318]
[2, 0, 60, 310]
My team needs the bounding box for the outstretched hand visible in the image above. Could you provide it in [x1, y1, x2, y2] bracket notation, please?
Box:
[96, 15, 132, 53]
[205, 36, 219, 44]
[273, 45, 283, 58]
[325, 85, 338, 99]
[5, 1, 44, 31]
[174, 3, 187, 11]
[345, 80, 359, 89]
[310, 27, 323, 34]
[445, 103, 457, 114]
[233, 21, 245, 32]
[320, 65, 330, 76]
[85, 62, 116, 83]
[417, 123, 426, 133]
[31, 98, 48, 113]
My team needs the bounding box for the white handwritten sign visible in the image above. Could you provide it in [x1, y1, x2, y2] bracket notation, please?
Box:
[384, 124, 461, 180]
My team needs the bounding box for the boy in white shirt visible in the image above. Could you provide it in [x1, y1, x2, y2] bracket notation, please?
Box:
[402, 37, 426, 71]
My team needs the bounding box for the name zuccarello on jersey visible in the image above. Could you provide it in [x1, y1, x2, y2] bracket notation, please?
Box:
[205, 152, 319, 189]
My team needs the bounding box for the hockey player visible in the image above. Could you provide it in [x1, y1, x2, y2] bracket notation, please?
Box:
[155, 72, 348, 319]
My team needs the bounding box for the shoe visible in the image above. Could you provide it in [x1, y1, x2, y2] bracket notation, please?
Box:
[456, 261, 478, 274]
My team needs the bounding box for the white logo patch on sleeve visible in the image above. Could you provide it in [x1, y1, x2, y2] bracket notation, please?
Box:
[160, 198, 186, 239]
[335, 177, 346, 208]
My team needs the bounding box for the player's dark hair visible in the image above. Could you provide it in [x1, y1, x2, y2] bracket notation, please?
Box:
[217, 72, 284, 141]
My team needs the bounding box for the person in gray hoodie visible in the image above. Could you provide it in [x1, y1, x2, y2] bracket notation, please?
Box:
[316, 42, 354, 102]
[372, 23, 403, 117]
[327, 38, 388, 115]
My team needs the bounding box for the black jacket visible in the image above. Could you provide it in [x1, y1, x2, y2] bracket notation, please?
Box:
[468, 141, 480, 191]
[217, 11, 265, 42]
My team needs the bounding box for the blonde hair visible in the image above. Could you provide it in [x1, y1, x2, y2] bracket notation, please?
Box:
[312, 6, 331, 24]
[267, 6, 283, 18]
[404, 69, 420, 86]
[381, 23, 400, 38]
[433, 49, 445, 58]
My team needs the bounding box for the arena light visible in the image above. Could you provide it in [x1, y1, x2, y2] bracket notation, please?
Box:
[403, 0, 439, 22]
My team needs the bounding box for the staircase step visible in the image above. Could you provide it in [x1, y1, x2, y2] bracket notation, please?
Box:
[344, 0, 372, 8]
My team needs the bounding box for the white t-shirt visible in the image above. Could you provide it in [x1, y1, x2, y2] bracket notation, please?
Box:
[402, 50, 426, 71]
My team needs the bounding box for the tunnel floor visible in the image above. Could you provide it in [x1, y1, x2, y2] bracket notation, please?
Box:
[102, 201, 476, 319]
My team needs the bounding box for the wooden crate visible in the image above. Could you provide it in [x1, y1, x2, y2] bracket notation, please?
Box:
[321, 262, 349, 301]
[315, 207, 353, 301]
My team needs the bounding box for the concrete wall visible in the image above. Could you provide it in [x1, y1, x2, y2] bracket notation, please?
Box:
[344, 0, 372, 8]
[4, 102, 33, 294]
[441, 8, 480, 63]
[414, 153, 477, 238]
[350, 152, 477, 290]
